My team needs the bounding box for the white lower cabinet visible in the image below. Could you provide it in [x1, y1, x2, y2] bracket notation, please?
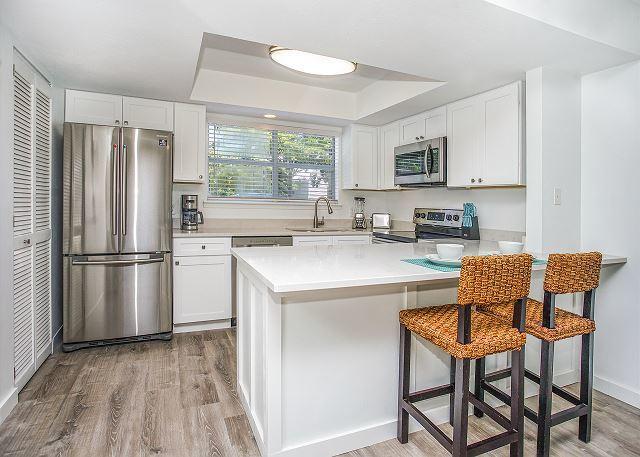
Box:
[293, 235, 372, 246]
[173, 237, 231, 325]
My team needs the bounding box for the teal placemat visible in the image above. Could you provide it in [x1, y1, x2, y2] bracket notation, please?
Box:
[403, 257, 546, 272]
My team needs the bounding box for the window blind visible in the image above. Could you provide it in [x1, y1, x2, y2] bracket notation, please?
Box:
[208, 123, 337, 201]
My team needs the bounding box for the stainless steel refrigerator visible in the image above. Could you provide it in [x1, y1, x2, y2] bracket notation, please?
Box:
[62, 123, 173, 351]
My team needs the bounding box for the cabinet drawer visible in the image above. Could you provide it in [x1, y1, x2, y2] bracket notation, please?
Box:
[333, 235, 371, 245]
[173, 237, 231, 256]
[292, 236, 333, 246]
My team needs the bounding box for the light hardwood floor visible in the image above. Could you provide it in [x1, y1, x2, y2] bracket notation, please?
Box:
[0, 329, 638, 456]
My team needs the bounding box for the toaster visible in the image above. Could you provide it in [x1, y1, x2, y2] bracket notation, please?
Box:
[371, 213, 391, 230]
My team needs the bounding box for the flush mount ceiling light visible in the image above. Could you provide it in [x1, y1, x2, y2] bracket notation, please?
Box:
[269, 46, 356, 76]
[263, 114, 277, 119]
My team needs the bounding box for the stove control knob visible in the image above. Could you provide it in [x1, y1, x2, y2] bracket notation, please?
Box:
[420, 213, 426, 218]
[453, 215, 460, 221]
[446, 215, 452, 221]
[414, 212, 420, 219]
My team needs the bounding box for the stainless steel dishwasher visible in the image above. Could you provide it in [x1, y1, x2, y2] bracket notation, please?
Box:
[231, 236, 294, 326]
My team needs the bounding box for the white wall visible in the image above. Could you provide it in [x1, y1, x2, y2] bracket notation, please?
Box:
[525, 66, 582, 252]
[581, 61, 640, 407]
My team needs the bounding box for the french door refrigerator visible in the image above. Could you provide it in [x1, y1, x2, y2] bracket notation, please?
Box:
[62, 123, 173, 351]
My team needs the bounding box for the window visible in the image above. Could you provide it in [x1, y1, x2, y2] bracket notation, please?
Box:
[208, 122, 337, 201]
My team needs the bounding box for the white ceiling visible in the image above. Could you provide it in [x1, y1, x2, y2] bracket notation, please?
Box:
[2, 0, 639, 126]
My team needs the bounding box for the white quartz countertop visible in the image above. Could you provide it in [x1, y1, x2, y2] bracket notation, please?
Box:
[173, 226, 372, 238]
[231, 241, 627, 293]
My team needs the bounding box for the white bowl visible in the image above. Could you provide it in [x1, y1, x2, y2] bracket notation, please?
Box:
[498, 241, 524, 254]
[436, 243, 464, 260]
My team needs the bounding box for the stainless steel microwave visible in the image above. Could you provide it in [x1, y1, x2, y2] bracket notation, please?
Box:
[394, 137, 447, 187]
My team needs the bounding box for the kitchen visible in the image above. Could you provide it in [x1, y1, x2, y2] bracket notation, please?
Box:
[0, 1, 638, 457]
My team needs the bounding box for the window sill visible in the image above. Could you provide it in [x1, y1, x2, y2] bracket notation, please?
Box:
[204, 198, 342, 210]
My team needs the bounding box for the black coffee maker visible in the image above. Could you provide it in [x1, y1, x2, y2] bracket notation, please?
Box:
[181, 194, 204, 231]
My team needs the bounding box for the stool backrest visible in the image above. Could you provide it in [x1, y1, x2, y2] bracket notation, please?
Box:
[543, 252, 603, 294]
[458, 254, 533, 307]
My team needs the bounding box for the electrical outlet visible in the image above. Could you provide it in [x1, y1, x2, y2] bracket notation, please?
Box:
[553, 188, 561, 206]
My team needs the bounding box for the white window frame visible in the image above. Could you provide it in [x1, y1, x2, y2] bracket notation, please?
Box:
[204, 114, 343, 209]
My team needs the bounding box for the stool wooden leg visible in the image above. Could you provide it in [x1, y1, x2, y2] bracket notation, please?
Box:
[474, 357, 485, 418]
[452, 357, 470, 457]
[579, 332, 594, 443]
[537, 340, 554, 457]
[510, 349, 525, 457]
[450, 355, 456, 425]
[398, 325, 411, 444]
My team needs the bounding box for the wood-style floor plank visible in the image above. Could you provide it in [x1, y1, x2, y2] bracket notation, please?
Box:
[0, 329, 638, 457]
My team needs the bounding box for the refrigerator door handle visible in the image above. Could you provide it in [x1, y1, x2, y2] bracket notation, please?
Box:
[71, 254, 164, 266]
[111, 142, 119, 236]
[121, 142, 127, 236]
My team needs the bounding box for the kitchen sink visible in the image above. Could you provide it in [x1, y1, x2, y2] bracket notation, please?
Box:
[286, 227, 353, 233]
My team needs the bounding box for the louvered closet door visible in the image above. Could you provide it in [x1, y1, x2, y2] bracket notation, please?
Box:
[12, 58, 52, 390]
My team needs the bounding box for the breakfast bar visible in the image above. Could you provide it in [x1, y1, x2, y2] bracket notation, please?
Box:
[231, 242, 626, 457]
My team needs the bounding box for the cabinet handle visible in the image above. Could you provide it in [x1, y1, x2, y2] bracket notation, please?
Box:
[115, 120, 120, 125]
[471, 178, 476, 183]
[199, 175, 203, 179]
[175, 261, 180, 266]
[420, 135, 425, 139]
[23, 238, 31, 245]
[201, 245, 206, 250]
[415, 136, 419, 141]
[478, 178, 483, 183]
[355, 183, 359, 187]
[124, 120, 128, 126]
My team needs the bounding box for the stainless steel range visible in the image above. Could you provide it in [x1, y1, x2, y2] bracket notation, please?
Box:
[372, 207, 480, 244]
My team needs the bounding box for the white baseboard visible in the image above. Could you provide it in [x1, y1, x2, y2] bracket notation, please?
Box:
[173, 319, 231, 334]
[0, 388, 18, 425]
[594, 375, 640, 408]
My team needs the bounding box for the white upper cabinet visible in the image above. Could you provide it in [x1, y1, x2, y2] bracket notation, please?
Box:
[65, 90, 123, 127]
[122, 96, 174, 131]
[399, 114, 427, 145]
[342, 125, 378, 190]
[378, 122, 400, 190]
[398, 106, 446, 146]
[65, 90, 175, 131]
[446, 81, 523, 187]
[173, 103, 206, 183]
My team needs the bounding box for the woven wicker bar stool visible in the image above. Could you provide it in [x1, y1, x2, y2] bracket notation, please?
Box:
[475, 252, 603, 457]
[398, 254, 533, 457]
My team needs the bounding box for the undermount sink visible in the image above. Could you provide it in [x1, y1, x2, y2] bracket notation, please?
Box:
[286, 227, 352, 233]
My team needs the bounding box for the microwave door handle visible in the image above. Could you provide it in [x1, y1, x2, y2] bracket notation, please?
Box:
[428, 145, 435, 175]
[423, 146, 432, 178]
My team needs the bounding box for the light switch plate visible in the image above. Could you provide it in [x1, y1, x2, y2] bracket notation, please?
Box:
[553, 188, 561, 205]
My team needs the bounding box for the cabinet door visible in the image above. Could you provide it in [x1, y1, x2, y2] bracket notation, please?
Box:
[333, 235, 371, 245]
[292, 236, 333, 246]
[425, 106, 446, 139]
[173, 256, 231, 324]
[352, 126, 378, 190]
[379, 123, 400, 190]
[122, 96, 174, 131]
[478, 83, 521, 186]
[173, 103, 206, 183]
[399, 114, 426, 145]
[65, 90, 122, 126]
[446, 99, 479, 187]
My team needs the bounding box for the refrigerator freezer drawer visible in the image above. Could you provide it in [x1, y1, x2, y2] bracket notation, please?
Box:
[63, 253, 172, 344]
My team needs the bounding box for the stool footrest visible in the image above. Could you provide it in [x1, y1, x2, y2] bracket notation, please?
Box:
[484, 367, 511, 383]
[480, 380, 538, 422]
[524, 369, 582, 405]
[468, 431, 519, 457]
[408, 384, 453, 403]
[401, 398, 453, 452]
[551, 404, 589, 427]
[468, 393, 511, 430]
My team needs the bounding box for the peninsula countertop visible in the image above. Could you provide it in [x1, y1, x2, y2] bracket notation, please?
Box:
[231, 241, 627, 293]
